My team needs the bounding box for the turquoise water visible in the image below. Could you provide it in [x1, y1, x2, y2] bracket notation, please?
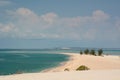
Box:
[0, 50, 69, 75]
[103, 50, 120, 55]
[0, 48, 120, 75]
[49, 49, 120, 55]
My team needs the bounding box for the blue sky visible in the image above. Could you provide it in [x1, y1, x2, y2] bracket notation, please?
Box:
[0, 0, 120, 49]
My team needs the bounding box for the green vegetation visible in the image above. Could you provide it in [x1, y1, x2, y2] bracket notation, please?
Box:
[90, 49, 96, 56]
[64, 68, 69, 71]
[76, 65, 90, 71]
[80, 50, 83, 55]
[80, 48, 103, 56]
[84, 49, 89, 55]
[98, 49, 103, 56]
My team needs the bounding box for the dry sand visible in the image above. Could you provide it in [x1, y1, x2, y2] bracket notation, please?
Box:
[0, 70, 120, 80]
[43, 53, 120, 72]
[0, 52, 120, 80]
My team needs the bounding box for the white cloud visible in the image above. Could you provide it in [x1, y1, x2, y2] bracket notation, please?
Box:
[7, 8, 40, 24]
[2, 8, 119, 41]
[92, 10, 110, 22]
[41, 12, 58, 25]
[0, 0, 12, 6]
[58, 10, 110, 28]
[16, 8, 35, 16]
[0, 23, 16, 38]
[0, 23, 15, 32]
[7, 8, 59, 30]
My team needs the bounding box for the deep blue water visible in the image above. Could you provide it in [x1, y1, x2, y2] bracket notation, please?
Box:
[0, 48, 120, 75]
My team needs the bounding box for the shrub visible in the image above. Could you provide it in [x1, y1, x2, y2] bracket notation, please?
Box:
[76, 65, 90, 71]
[90, 49, 96, 56]
[84, 49, 89, 55]
[98, 49, 103, 56]
[64, 68, 69, 71]
[80, 50, 83, 55]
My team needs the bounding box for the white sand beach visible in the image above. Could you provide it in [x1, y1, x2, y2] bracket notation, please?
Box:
[0, 52, 120, 80]
[43, 53, 120, 72]
[0, 70, 120, 80]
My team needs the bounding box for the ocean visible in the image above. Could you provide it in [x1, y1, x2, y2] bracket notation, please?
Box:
[0, 48, 120, 75]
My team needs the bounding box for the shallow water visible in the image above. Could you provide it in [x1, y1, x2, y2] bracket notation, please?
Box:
[0, 50, 69, 75]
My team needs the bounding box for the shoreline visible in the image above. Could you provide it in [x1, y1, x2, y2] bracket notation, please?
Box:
[42, 52, 120, 72]
[0, 52, 120, 80]
[1, 52, 120, 74]
[41, 53, 74, 72]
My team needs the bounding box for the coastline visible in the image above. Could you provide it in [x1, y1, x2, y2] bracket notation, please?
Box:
[41, 53, 74, 72]
[42, 52, 120, 72]
[0, 52, 120, 80]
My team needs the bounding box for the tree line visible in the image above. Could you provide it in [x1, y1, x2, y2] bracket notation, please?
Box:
[80, 49, 103, 56]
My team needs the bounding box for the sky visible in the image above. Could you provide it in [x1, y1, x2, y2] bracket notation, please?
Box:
[0, 0, 120, 49]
